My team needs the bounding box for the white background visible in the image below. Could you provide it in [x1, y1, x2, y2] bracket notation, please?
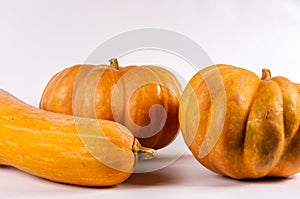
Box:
[1, 0, 300, 198]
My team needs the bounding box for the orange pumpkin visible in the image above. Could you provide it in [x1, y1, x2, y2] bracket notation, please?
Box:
[40, 59, 182, 149]
[179, 64, 300, 179]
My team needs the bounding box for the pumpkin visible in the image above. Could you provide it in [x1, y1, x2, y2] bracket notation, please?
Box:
[179, 64, 300, 179]
[0, 89, 155, 186]
[40, 59, 182, 149]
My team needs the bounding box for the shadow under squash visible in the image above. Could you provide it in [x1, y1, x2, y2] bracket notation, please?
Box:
[124, 171, 179, 187]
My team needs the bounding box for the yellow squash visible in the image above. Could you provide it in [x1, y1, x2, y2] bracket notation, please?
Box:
[0, 89, 154, 186]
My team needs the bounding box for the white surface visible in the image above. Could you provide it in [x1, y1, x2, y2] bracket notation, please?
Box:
[2, 152, 300, 199]
[1, 0, 300, 198]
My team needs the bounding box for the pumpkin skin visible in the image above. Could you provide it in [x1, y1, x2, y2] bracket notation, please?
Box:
[179, 64, 300, 179]
[40, 59, 182, 149]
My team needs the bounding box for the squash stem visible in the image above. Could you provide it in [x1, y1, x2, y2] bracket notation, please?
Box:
[261, 68, 271, 80]
[109, 58, 119, 70]
[132, 138, 156, 161]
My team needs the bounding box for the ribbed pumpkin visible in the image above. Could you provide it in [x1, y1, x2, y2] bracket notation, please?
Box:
[40, 59, 182, 149]
[179, 64, 300, 179]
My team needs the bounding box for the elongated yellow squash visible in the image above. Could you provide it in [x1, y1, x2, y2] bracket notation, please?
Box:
[0, 89, 154, 186]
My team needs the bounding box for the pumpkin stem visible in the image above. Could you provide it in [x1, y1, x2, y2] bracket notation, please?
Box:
[109, 58, 119, 70]
[261, 68, 271, 80]
[132, 138, 155, 161]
